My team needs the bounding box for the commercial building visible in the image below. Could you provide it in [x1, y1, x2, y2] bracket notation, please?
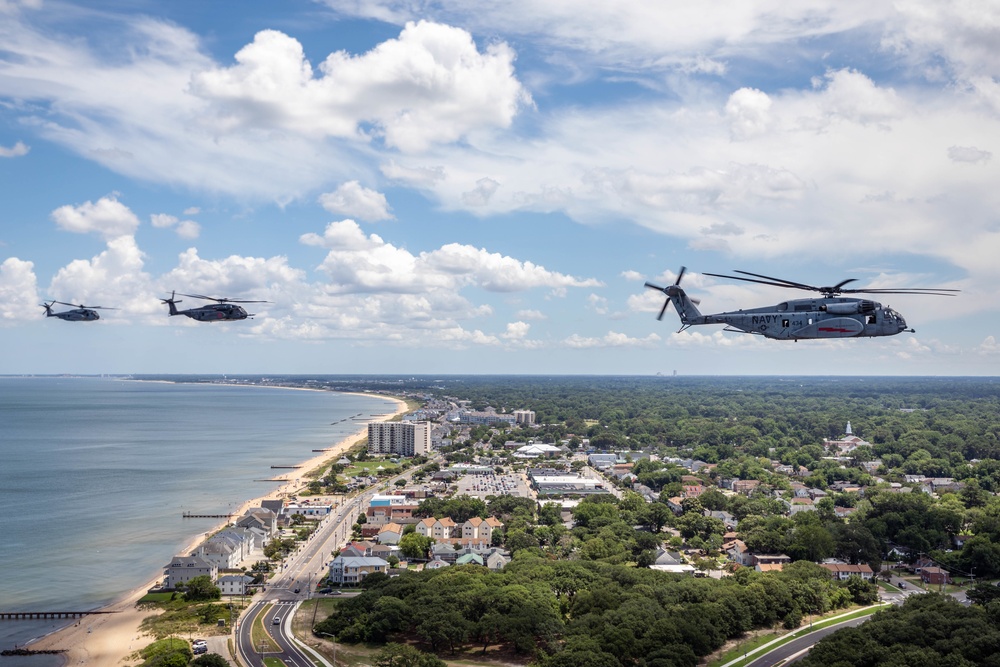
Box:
[368, 421, 431, 456]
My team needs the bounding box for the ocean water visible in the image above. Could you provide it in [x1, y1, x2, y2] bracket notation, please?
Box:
[0, 377, 397, 657]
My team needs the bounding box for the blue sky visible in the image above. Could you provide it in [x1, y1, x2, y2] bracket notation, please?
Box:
[1, 0, 997, 376]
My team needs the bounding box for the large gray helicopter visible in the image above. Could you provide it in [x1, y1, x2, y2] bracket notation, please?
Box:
[161, 292, 268, 322]
[40, 300, 117, 322]
[644, 267, 959, 340]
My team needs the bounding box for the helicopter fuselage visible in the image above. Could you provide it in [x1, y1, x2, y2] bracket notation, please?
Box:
[690, 297, 910, 339]
[44, 307, 100, 321]
[177, 303, 249, 322]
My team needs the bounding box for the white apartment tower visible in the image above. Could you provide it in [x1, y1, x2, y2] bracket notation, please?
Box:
[368, 421, 431, 457]
[514, 410, 536, 426]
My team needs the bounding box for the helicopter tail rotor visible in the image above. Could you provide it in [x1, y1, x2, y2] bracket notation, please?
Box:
[161, 291, 182, 316]
[645, 266, 701, 322]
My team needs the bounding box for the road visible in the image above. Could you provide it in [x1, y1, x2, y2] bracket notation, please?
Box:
[234, 466, 423, 667]
[742, 616, 871, 667]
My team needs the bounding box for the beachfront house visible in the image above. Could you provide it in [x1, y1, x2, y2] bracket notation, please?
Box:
[164, 556, 218, 589]
[193, 538, 241, 570]
[236, 507, 278, 538]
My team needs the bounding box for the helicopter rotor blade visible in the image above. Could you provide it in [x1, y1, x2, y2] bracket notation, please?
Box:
[178, 293, 270, 304]
[731, 270, 817, 291]
[644, 282, 672, 320]
[53, 301, 118, 310]
[674, 266, 686, 286]
[703, 272, 809, 291]
[839, 288, 960, 296]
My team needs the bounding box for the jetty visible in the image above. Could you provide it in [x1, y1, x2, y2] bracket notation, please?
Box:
[269, 465, 301, 469]
[0, 610, 118, 620]
[182, 512, 235, 519]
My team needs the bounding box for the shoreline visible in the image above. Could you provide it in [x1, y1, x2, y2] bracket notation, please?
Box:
[25, 388, 408, 667]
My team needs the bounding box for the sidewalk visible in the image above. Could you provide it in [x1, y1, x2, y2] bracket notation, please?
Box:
[719, 603, 888, 667]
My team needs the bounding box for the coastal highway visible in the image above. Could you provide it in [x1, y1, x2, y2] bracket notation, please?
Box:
[235, 492, 364, 667]
[234, 471, 417, 667]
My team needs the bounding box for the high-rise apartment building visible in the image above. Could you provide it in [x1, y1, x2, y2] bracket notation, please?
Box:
[368, 421, 431, 456]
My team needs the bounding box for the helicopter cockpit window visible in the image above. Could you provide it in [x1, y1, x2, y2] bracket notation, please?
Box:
[776, 302, 788, 312]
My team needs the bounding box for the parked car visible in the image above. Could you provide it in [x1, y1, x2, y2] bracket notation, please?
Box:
[318, 587, 332, 594]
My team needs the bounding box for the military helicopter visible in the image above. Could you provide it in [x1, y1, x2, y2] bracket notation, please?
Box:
[644, 267, 959, 340]
[40, 300, 117, 322]
[161, 292, 268, 322]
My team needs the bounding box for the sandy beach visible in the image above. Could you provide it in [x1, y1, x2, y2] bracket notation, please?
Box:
[26, 391, 407, 667]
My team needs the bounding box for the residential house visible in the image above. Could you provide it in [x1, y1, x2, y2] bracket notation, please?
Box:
[218, 574, 254, 596]
[920, 566, 952, 586]
[707, 510, 738, 531]
[193, 539, 241, 570]
[341, 541, 376, 557]
[485, 550, 511, 571]
[725, 540, 754, 567]
[328, 555, 389, 585]
[787, 497, 816, 515]
[820, 563, 874, 581]
[283, 503, 332, 519]
[236, 507, 277, 538]
[164, 556, 217, 589]
[456, 553, 485, 566]
[756, 562, 785, 573]
[649, 549, 696, 575]
[754, 554, 792, 568]
[377, 522, 405, 545]
[415, 517, 457, 541]
[425, 558, 450, 570]
[732, 479, 761, 496]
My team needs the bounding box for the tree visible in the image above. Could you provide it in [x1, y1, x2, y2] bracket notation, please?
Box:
[191, 654, 229, 667]
[399, 532, 433, 560]
[372, 642, 447, 667]
[184, 575, 221, 601]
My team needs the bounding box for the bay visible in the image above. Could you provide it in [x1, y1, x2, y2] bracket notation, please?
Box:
[0, 376, 396, 656]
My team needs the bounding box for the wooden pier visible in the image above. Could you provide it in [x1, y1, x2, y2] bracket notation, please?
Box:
[181, 512, 235, 519]
[0, 610, 118, 620]
[269, 465, 301, 469]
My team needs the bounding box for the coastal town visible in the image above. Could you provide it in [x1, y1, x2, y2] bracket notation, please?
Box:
[15, 375, 1000, 667]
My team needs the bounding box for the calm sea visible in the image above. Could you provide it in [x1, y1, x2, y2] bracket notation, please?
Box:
[0, 377, 396, 659]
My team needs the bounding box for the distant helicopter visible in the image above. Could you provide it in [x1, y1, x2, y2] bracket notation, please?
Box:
[161, 292, 268, 322]
[40, 300, 117, 322]
[644, 267, 959, 340]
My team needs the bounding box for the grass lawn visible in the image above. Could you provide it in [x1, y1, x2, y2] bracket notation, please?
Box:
[138, 596, 247, 639]
[251, 605, 282, 654]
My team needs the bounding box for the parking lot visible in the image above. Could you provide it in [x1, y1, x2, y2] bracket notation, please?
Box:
[455, 470, 533, 499]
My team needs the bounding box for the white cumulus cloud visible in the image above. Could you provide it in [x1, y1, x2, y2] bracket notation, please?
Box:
[189, 21, 532, 152]
[318, 181, 394, 221]
[51, 195, 140, 241]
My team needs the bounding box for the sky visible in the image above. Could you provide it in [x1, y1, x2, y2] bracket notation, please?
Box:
[1, 0, 998, 376]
